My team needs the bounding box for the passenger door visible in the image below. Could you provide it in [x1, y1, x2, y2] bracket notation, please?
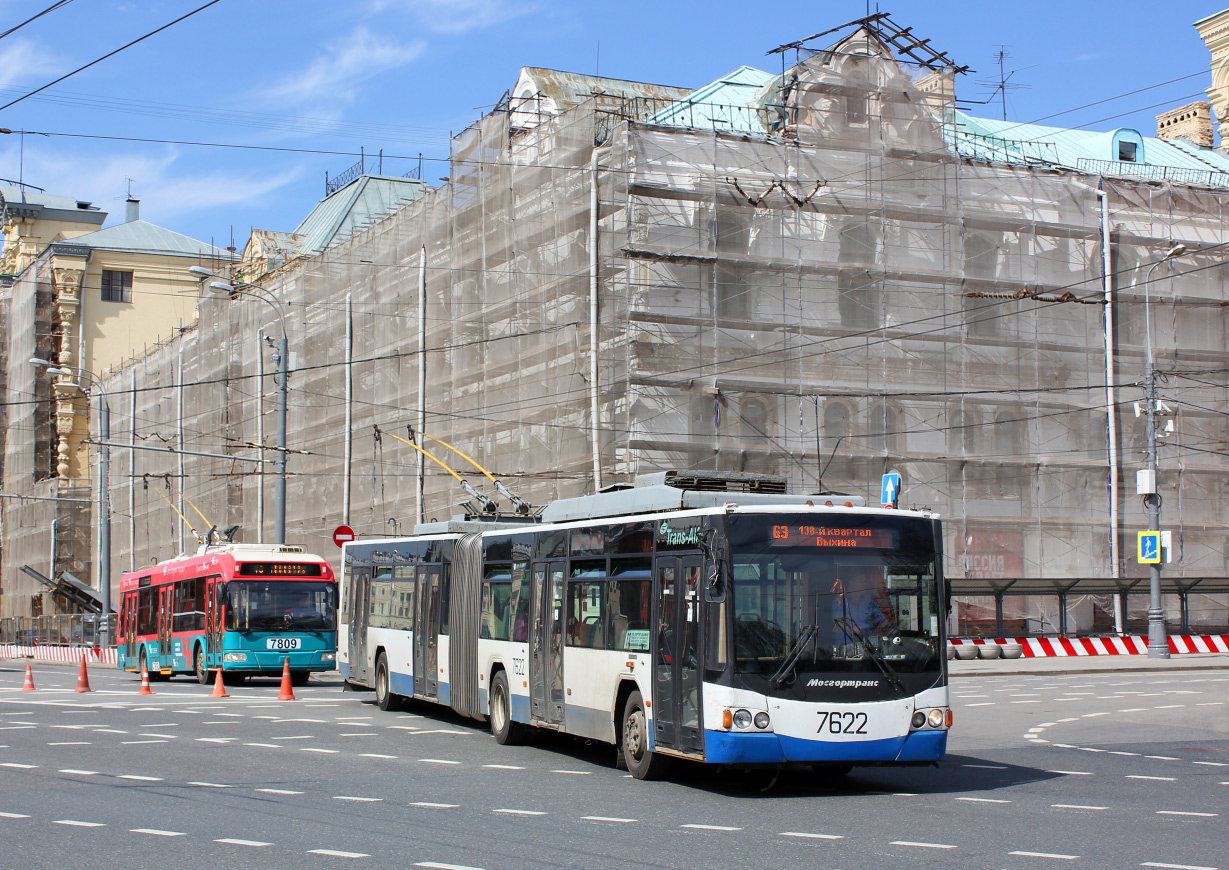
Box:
[651, 555, 705, 754]
[414, 568, 440, 699]
[651, 558, 678, 747]
[123, 592, 138, 666]
[348, 568, 371, 685]
[157, 585, 173, 670]
[529, 561, 566, 725]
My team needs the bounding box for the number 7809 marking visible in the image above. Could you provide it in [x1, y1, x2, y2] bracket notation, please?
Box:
[817, 711, 868, 735]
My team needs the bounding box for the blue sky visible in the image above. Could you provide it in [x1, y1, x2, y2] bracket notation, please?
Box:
[0, 0, 1225, 246]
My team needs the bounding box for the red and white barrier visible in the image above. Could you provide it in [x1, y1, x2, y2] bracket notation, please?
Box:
[951, 635, 1229, 657]
[0, 644, 117, 665]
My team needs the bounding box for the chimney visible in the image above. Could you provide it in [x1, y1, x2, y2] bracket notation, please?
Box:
[1156, 101, 1214, 149]
[125, 197, 140, 222]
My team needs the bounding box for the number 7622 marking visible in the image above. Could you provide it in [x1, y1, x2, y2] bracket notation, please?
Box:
[817, 711, 868, 735]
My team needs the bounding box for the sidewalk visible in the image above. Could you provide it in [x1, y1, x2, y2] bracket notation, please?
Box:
[950, 651, 1229, 677]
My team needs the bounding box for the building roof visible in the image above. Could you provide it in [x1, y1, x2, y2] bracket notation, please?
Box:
[1, 184, 106, 224]
[516, 67, 692, 113]
[66, 219, 235, 259]
[292, 174, 428, 255]
[647, 66, 778, 130]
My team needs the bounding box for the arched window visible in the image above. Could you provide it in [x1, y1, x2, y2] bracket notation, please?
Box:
[690, 395, 717, 439]
[869, 402, 900, 454]
[823, 401, 852, 451]
[838, 219, 880, 327]
[740, 395, 770, 440]
[950, 409, 978, 454]
[963, 233, 1000, 337]
[1112, 246, 1142, 346]
[993, 411, 1024, 458]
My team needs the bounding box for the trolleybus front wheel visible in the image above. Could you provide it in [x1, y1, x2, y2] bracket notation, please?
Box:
[622, 690, 670, 780]
[489, 670, 525, 745]
[375, 652, 398, 711]
[194, 646, 209, 685]
[290, 671, 309, 687]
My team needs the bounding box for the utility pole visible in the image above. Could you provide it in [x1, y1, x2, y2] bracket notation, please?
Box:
[1142, 363, 1168, 659]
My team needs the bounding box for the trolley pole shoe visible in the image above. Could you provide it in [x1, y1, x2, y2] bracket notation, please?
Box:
[277, 657, 296, 701]
[20, 664, 36, 691]
[138, 668, 155, 695]
[74, 655, 92, 693]
[210, 668, 230, 698]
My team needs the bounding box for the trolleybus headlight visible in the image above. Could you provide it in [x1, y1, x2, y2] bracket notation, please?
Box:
[927, 708, 945, 728]
[911, 711, 927, 729]
[321, 652, 335, 661]
[753, 712, 770, 730]
[223, 652, 248, 663]
[732, 709, 753, 729]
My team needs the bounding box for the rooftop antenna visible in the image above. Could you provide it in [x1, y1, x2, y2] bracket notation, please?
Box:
[973, 47, 1033, 121]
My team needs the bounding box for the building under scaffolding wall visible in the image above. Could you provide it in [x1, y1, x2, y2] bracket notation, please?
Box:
[16, 22, 1229, 634]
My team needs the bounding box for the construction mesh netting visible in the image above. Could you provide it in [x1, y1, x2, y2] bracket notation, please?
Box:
[7, 45, 1228, 629]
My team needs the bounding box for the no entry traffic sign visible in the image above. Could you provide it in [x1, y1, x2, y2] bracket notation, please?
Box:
[332, 524, 355, 549]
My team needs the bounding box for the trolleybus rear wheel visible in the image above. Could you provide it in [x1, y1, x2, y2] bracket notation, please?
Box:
[622, 690, 670, 780]
[489, 670, 525, 745]
[375, 652, 397, 711]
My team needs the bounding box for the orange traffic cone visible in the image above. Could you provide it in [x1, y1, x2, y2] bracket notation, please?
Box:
[277, 657, 296, 701]
[138, 668, 155, 695]
[210, 667, 230, 698]
[20, 664, 36, 691]
[74, 655, 92, 693]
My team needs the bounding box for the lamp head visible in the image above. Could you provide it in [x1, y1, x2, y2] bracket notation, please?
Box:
[188, 265, 215, 278]
[28, 356, 50, 367]
[208, 280, 236, 294]
[1164, 243, 1188, 260]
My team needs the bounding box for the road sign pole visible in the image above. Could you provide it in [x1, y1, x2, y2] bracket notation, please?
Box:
[1144, 363, 1170, 659]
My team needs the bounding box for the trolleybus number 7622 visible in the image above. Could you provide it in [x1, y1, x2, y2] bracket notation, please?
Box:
[817, 711, 869, 735]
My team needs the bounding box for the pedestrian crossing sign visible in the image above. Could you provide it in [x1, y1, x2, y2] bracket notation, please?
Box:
[1137, 531, 1161, 564]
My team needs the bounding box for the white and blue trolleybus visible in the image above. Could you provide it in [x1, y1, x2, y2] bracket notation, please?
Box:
[338, 472, 950, 779]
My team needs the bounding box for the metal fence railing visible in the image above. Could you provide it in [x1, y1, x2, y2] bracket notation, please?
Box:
[0, 615, 116, 647]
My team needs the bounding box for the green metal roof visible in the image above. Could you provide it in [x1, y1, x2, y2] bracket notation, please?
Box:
[67, 219, 235, 259]
[293, 174, 428, 255]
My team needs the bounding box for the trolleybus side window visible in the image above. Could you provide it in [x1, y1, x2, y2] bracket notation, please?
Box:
[137, 587, 157, 636]
[566, 560, 606, 648]
[510, 559, 530, 642]
[370, 571, 414, 632]
[480, 564, 512, 640]
[172, 577, 208, 633]
[609, 558, 651, 651]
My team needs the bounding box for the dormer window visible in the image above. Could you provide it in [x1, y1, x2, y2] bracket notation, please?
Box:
[1118, 141, 1138, 163]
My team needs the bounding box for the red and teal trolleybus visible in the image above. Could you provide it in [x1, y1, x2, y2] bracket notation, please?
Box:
[117, 543, 338, 685]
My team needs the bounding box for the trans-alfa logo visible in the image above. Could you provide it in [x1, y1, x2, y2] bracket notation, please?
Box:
[657, 521, 701, 546]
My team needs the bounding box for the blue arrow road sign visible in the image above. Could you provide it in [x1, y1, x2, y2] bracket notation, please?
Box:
[1138, 531, 1161, 564]
[881, 472, 901, 508]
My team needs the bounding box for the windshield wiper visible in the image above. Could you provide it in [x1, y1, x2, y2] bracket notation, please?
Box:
[835, 617, 906, 696]
[769, 624, 819, 685]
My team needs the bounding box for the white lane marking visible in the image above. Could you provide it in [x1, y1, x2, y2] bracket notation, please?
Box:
[58, 769, 98, 775]
[122, 740, 167, 744]
[494, 809, 546, 816]
[413, 730, 468, 735]
[1119, 708, 1149, 713]
[307, 849, 370, 858]
[1009, 851, 1079, 860]
[271, 735, 314, 740]
[214, 713, 244, 718]
[1052, 804, 1108, 810]
[551, 770, 590, 775]
[1196, 702, 1225, 706]
[1193, 762, 1229, 767]
[965, 702, 995, 707]
[419, 758, 461, 765]
[388, 726, 420, 731]
[93, 729, 127, 734]
[411, 802, 458, 808]
[1110, 752, 1142, 757]
[0, 812, 31, 818]
[1157, 810, 1218, 817]
[1141, 863, 1219, 869]
[187, 782, 232, 788]
[483, 764, 525, 770]
[118, 775, 162, 781]
[244, 743, 282, 748]
[139, 733, 177, 738]
[360, 754, 397, 759]
[131, 829, 185, 837]
[338, 734, 376, 737]
[1147, 756, 1180, 761]
[256, 788, 303, 795]
[963, 764, 1007, 770]
[333, 796, 382, 802]
[1156, 705, 1185, 710]
[415, 862, 485, 870]
[195, 738, 235, 744]
[780, 831, 843, 839]
[682, 824, 741, 831]
[301, 748, 339, 754]
[1128, 775, 1177, 782]
[583, 816, 636, 823]
[957, 797, 1011, 804]
[891, 841, 956, 849]
[335, 717, 373, 720]
[0, 763, 36, 769]
[47, 742, 91, 745]
[54, 820, 105, 827]
[216, 838, 273, 847]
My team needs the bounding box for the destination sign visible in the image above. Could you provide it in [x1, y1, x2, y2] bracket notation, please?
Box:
[769, 525, 897, 549]
[235, 562, 324, 577]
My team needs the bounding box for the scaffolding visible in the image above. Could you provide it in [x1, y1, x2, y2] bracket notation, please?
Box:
[4, 32, 1228, 634]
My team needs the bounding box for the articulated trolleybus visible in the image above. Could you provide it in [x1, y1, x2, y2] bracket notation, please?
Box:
[340, 472, 949, 779]
[117, 543, 338, 685]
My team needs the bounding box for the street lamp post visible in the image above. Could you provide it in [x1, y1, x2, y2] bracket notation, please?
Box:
[190, 268, 288, 544]
[1141, 243, 1186, 660]
[30, 358, 111, 648]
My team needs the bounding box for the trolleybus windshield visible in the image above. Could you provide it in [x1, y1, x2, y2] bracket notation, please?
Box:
[727, 514, 942, 696]
[225, 580, 338, 631]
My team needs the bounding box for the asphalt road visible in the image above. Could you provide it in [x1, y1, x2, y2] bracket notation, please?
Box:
[0, 661, 1225, 870]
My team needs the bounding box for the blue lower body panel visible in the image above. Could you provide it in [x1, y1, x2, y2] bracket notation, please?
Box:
[704, 729, 948, 764]
[390, 671, 414, 697]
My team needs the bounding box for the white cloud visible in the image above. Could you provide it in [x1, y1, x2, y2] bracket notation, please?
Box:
[0, 37, 61, 91]
[263, 25, 425, 109]
[1, 145, 304, 226]
[369, 0, 533, 35]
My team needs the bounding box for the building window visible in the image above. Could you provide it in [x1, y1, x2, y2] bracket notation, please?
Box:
[963, 234, 1000, 337]
[950, 409, 978, 454]
[823, 402, 852, 451]
[101, 270, 133, 303]
[837, 219, 880, 327]
[868, 403, 899, 454]
[1118, 141, 1137, 163]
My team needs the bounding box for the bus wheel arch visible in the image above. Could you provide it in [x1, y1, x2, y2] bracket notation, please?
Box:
[612, 678, 641, 764]
[488, 665, 525, 745]
[621, 689, 670, 780]
[193, 643, 209, 685]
